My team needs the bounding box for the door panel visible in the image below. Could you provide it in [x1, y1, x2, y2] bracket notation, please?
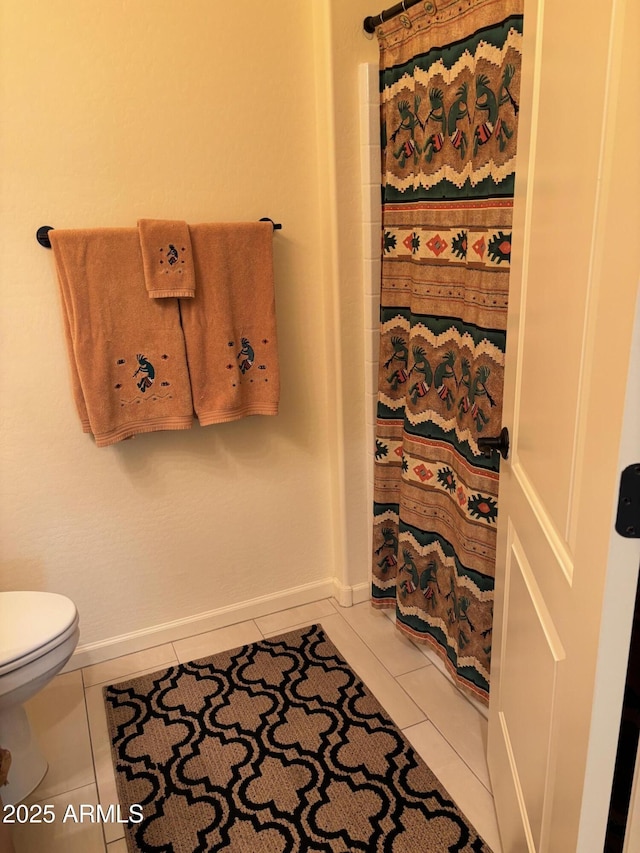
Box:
[515, 0, 611, 538]
[501, 525, 565, 849]
[515, 8, 608, 535]
[487, 0, 640, 848]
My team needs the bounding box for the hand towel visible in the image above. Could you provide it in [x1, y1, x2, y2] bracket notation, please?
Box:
[49, 228, 194, 447]
[180, 222, 280, 424]
[138, 219, 196, 298]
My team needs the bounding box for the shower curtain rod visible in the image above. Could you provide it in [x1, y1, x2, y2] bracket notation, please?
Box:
[35, 219, 282, 248]
[363, 0, 423, 33]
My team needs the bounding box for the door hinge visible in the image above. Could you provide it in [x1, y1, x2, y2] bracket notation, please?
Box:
[615, 464, 640, 538]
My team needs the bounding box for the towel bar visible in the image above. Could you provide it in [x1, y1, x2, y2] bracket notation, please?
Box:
[37, 219, 282, 249]
[259, 218, 283, 231]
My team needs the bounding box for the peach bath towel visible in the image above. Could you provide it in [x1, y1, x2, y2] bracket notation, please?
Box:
[182, 222, 280, 424]
[138, 219, 196, 298]
[49, 228, 194, 447]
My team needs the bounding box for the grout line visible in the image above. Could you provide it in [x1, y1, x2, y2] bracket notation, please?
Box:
[342, 605, 495, 798]
[330, 604, 429, 724]
[82, 682, 112, 852]
[80, 640, 180, 689]
[328, 597, 343, 615]
[399, 659, 434, 676]
[399, 715, 495, 800]
[85, 661, 178, 690]
[418, 711, 494, 797]
[28, 778, 101, 807]
[244, 618, 266, 643]
[408, 660, 494, 795]
[408, 634, 490, 719]
[248, 618, 264, 640]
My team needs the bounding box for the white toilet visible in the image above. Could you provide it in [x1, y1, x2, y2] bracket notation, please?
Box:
[0, 591, 79, 805]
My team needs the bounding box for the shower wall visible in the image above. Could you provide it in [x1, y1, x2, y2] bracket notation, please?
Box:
[359, 62, 383, 558]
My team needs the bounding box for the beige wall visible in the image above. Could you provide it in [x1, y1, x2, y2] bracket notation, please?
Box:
[0, 0, 377, 656]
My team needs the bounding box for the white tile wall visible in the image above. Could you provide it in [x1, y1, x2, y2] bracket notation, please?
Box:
[359, 62, 382, 557]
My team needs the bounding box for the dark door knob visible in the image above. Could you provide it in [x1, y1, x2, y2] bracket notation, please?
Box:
[477, 426, 510, 460]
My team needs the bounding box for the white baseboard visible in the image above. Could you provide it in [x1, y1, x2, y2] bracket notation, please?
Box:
[65, 576, 369, 671]
[352, 582, 370, 605]
[332, 578, 370, 607]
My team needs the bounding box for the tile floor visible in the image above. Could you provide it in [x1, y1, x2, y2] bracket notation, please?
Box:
[7, 599, 502, 852]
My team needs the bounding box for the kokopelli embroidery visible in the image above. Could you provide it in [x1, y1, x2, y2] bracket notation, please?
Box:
[133, 354, 155, 392]
[166, 244, 179, 266]
[237, 338, 255, 374]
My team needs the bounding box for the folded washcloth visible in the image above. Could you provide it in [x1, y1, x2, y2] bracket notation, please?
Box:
[181, 221, 280, 424]
[49, 228, 194, 447]
[138, 219, 196, 298]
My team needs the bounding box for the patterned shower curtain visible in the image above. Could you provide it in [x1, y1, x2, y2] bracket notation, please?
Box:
[371, 0, 523, 703]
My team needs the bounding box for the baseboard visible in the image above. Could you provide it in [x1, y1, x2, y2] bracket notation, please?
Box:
[332, 578, 370, 607]
[65, 576, 367, 671]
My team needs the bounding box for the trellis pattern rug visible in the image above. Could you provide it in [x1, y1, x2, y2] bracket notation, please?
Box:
[371, 0, 524, 703]
[104, 624, 492, 852]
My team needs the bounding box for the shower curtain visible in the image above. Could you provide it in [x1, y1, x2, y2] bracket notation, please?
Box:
[371, 0, 523, 703]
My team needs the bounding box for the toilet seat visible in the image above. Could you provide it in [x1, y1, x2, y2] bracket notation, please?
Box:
[0, 592, 79, 677]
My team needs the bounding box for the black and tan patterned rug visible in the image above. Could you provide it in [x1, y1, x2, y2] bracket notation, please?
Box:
[104, 624, 492, 852]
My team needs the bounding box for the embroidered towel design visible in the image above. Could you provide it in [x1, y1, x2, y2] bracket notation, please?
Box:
[181, 222, 280, 424]
[49, 228, 194, 447]
[138, 219, 196, 298]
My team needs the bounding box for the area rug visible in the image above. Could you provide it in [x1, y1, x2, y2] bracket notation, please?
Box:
[104, 623, 492, 852]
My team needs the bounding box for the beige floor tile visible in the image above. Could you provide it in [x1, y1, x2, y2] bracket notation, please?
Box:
[23, 670, 95, 804]
[10, 783, 106, 853]
[260, 619, 321, 638]
[82, 644, 177, 688]
[254, 599, 336, 635]
[106, 839, 128, 852]
[173, 619, 263, 664]
[335, 601, 431, 677]
[84, 685, 123, 845]
[415, 638, 453, 677]
[263, 612, 426, 730]
[403, 720, 502, 853]
[413, 641, 490, 719]
[397, 665, 491, 789]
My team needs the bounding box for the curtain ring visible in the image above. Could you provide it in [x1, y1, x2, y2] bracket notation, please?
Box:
[400, 0, 412, 28]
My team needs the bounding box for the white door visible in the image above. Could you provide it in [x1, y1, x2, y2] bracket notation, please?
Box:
[487, 0, 640, 849]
